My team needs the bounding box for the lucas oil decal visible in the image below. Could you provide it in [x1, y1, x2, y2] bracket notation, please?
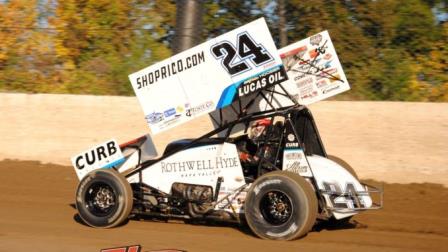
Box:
[236, 66, 287, 97]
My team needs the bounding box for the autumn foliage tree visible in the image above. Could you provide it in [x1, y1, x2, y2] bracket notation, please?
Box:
[1, 0, 172, 95]
[0, 0, 447, 101]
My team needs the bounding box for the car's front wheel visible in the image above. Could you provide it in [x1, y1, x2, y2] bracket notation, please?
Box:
[244, 171, 317, 240]
[75, 169, 133, 228]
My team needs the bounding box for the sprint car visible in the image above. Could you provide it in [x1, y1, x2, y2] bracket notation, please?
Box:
[72, 21, 381, 240]
[73, 103, 381, 240]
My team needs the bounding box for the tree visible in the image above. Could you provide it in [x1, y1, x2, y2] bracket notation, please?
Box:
[49, 0, 173, 95]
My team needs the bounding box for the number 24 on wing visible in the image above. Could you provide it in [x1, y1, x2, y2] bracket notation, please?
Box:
[211, 31, 274, 76]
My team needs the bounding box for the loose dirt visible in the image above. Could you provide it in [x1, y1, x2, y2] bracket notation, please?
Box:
[0, 160, 446, 252]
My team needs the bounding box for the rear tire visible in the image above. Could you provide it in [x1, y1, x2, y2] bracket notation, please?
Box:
[75, 169, 133, 228]
[244, 171, 317, 240]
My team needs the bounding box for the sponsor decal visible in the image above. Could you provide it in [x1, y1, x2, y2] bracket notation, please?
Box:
[164, 108, 177, 118]
[71, 139, 125, 180]
[267, 223, 298, 237]
[293, 72, 306, 80]
[185, 101, 214, 117]
[285, 161, 308, 174]
[317, 68, 337, 80]
[278, 30, 351, 106]
[254, 179, 282, 195]
[285, 152, 302, 160]
[286, 142, 299, 148]
[279, 45, 307, 59]
[237, 66, 286, 97]
[216, 64, 287, 108]
[283, 148, 311, 176]
[310, 34, 323, 46]
[300, 90, 318, 99]
[161, 157, 240, 178]
[136, 51, 205, 88]
[316, 79, 328, 89]
[308, 49, 319, 59]
[323, 85, 340, 94]
[295, 76, 313, 86]
[322, 182, 368, 209]
[211, 31, 274, 76]
[323, 60, 333, 69]
[176, 105, 184, 113]
[145, 112, 164, 124]
[287, 134, 295, 142]
[295, 58, 322, 72]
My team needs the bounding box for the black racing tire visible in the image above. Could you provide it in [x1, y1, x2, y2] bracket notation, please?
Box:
[244, 171, 318, 240]
[75, 169, 133, 228]
[327, 155, 358, 179]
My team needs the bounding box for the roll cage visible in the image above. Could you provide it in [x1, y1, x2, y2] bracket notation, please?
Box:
[123, 82, 328, 192]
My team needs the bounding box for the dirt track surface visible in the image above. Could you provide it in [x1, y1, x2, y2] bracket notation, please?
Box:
[1, 160, 447, 252]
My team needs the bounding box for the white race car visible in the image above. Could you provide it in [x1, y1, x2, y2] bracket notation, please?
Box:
[72, 104, 381, 240]
[72, 20, 381, 240]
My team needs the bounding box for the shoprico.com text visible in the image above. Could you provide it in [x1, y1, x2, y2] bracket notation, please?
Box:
[136, 51, 205, 89]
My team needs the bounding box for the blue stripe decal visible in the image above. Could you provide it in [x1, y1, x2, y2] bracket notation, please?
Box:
[284, 148, 302, 151]
[217, 85, 237, 108]
[217, 85, 232, 108]
[216, 64, 283, 109]
[102, 157, 125, 169]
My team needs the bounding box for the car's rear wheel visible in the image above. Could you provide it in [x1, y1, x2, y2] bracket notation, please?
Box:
[244, 171, 317, 240]
[75, 169, 133, 228]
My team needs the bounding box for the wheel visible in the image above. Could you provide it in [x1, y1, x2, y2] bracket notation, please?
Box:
[327, 155, 358, 179]
[244, 171, 318, 240]
[75, 169, 133, 228]
[327, 155, 358, 225]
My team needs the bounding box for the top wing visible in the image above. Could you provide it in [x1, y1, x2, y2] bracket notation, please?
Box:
[128, 18, 286, 134]
[278, 30, 350, 105]
[209, 30, 351, 132]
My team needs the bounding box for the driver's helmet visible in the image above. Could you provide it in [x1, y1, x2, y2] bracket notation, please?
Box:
[249, 118, 272, 140]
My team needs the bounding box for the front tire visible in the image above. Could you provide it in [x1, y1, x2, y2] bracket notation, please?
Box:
[75, 169, 133, 228]
[244, 171, 317, 240]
